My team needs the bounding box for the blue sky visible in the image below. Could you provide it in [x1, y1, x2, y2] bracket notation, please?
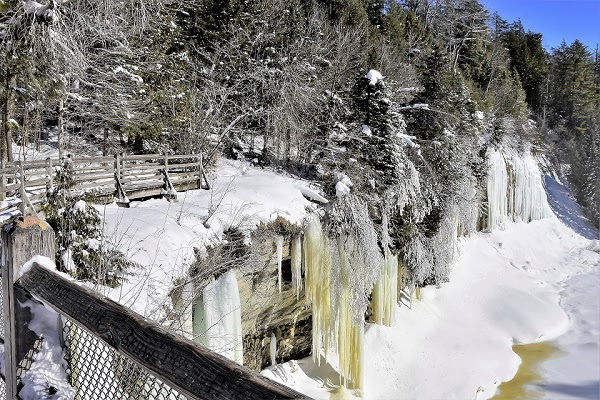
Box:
[481, 0, 600, 51]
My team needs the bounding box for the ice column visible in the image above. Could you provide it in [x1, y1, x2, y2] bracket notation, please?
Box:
[270, 332, 277, 366]
[193, 270, 243, 363]
[291, 235, 302, 300]
[371, 252, 398, 326]
[275, 235, 283, 293]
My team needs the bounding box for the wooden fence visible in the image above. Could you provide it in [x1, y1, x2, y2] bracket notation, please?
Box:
[0, 153, 210, 217]
[0, 216, 309, 399]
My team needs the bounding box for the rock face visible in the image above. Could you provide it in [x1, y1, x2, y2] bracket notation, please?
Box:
[237, 234, 312, 370]
[182, 220, 313, 371]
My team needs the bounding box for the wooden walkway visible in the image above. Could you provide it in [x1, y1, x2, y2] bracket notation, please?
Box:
[0, 153, 210, 218]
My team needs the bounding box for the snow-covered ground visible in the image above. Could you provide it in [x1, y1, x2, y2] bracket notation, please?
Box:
[263, 179, 599, 399]
[95, 159, 318, 319]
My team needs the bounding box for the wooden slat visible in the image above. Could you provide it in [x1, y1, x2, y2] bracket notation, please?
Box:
[167, 161, 202, 169]
[123, 163, 165, 171]
[0, 183, 20, 193]
[71, 171, 115, 182]
[166, 155, 198, 160]
[17, 264, 309, 400]
[71, 156, 114, 164]
[72, 165, 114, 173]
[121, 154, 162, 161]
[0, 166, 19, 174]
[23, 178, 50, 187]
[73, 180, 115, 191]
[122, 181, 165, 191]
[120, 173, 163, 184]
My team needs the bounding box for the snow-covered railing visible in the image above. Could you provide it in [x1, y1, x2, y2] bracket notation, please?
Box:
[0, 216, 308, 400]
[0, 153, 210, 217]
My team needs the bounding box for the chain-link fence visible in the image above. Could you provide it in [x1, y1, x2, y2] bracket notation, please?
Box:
[0, 273, 6, 400]
[62, 319, 186, 400]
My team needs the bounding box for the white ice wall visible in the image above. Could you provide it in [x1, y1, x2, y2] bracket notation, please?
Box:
[487, 148, 552, 230]
[193, 270, 243, 363]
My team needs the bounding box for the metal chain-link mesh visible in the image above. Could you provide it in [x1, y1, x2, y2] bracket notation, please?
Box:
[62, 319, 186, 400]
[0, 288, 5, 400]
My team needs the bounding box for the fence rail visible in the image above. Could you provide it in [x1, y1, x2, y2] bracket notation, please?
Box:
[0, 153, 210, 218]
[0, 216, 309, 399]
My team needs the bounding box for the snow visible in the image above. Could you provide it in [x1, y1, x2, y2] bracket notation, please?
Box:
[365, 70, 383, 86]
[298, 186, 329, 204]
[72, 200, 86, 213]
[335, 173, 353, 198]
[19, 301, 75, 400]
[20, 255, 57, 278]
[398, 133, 420, 148]
[335, 181, 351, 198]
[361, 125, 372, 136]
[96, 158, 315, 320]
[475, 111, 485, 120]
[265, 217, 599, 399]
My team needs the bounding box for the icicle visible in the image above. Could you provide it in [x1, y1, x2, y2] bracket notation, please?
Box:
[487, 149, 509, 230]
[291, 235, 302, 300]
[275, 235, 283, 293]
[371, 252, 398, 326]
[304, 219, 332, 366]
[304, 215, 371, 392]
[193, 270, 243, 363]
[270, 332, 277, 366]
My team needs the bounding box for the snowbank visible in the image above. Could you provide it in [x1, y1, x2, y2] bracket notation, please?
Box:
[264, 217, 599, 399]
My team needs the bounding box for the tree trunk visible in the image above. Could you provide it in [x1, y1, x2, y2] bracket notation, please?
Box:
[57, 96, 64, 158]
[1, 73, 16, 162]
[23, 102, 29, 147]
[35, 103, 41, 151]
[103, 127, 109, 156]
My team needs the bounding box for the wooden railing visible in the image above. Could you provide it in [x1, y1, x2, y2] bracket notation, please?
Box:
[0, 216, 309, 400]
[0, 153, 210, 217]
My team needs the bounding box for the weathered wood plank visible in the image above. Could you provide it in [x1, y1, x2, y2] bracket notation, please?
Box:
[70, 156, 114, 164]
[2, 217, 57, 399]
[121, 154, 162, 161]
[17, 263, 310, 400]
[166, 161, 202, 169]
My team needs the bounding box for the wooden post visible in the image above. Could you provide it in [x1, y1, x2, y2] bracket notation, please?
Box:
[162, 154, 177, 201]
[198, 153, 203, 189]
[1, 216, 56, 399]
[114, 153, 129, 207]
[18, 160, 25, 215]
[201, 153, 210, 190]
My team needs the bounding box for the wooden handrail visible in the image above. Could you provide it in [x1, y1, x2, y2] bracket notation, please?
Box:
[16, 263, 309, 400]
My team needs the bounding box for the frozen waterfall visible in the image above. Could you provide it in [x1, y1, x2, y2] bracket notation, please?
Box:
[487, 148, 552, 230]
[275, 235, 284, 293]
[193, 270, 243, 363]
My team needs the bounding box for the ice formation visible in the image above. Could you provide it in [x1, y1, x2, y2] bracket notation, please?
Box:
[193, 270, 243, 363]
[270, 332, 278, 366]
[291, 235, 302, 300]
[487, 148, 552, 230]
[371, 252, 398, 326]
[303, 207, 382, 392]
[275, 235, 284, 293]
